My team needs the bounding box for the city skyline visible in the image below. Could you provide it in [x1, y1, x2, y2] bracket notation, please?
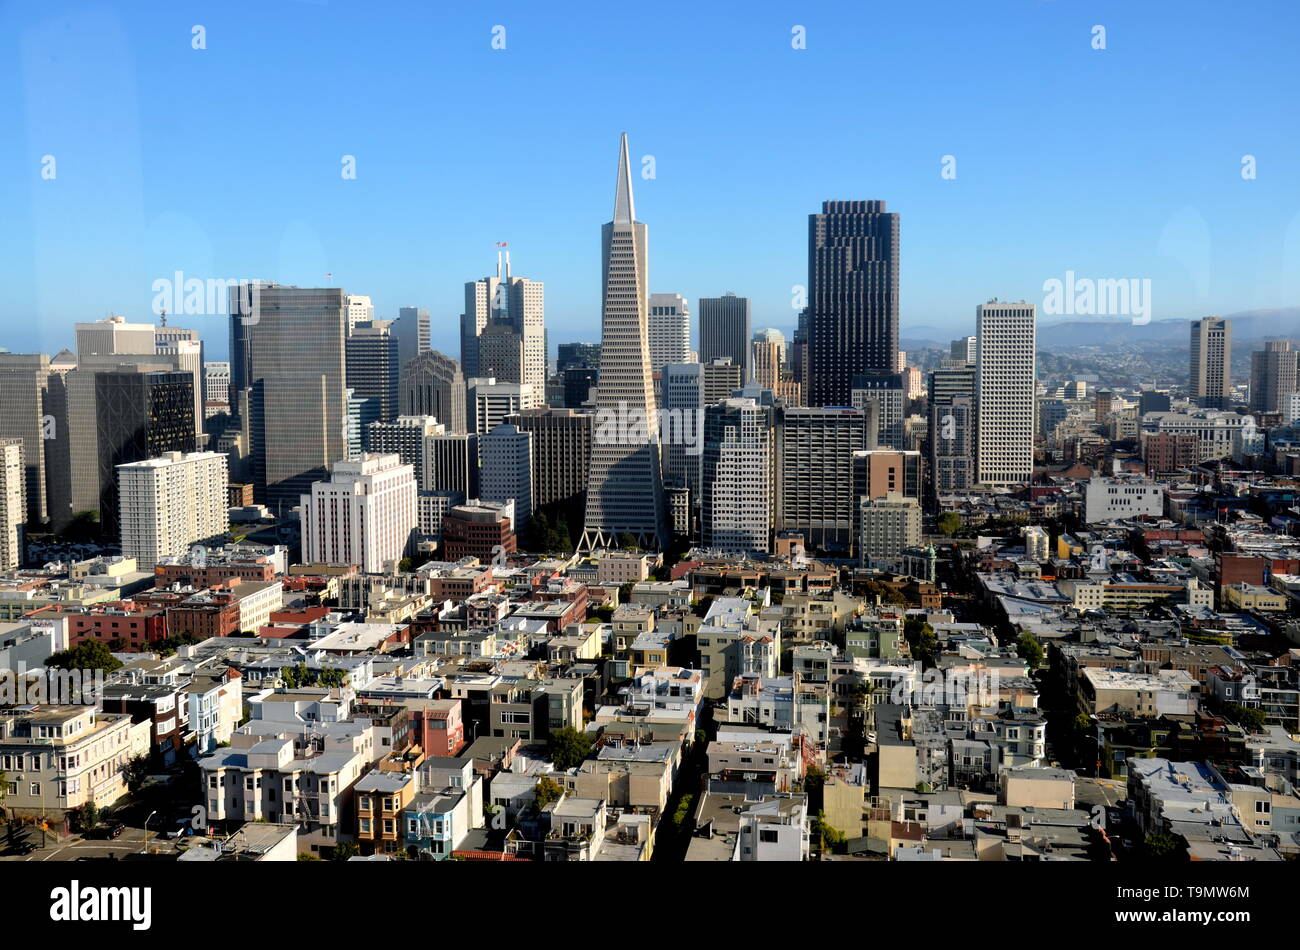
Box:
[4, 1, 1299, 360]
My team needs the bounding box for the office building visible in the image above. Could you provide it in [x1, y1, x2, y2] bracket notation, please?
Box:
[117, 450, 228, 568]
[0, 354, 52, 524]
[400, 350, 467, 433]
[700, 294, 752, 379]
[469, 377, 536, 434]
[345, 294, 374, 336]
[366, 416, 443, 489]
[975, 300, 1036, 487]
[479, 424, 533, 534]
[751, 329, 786, 393]
[807, 201, 900, 406]
[505, 407, 592, 511]
[858, 493, 922, 570]
[580, 134, 668, 552]
[424, 432, 479, 499]
[951, 336, 976, 365]
[75, 316, 155, 357]
[775, 406, 871, 553]
[395, 306, 431, 370]
[850, 373, 905, 449]
[562, 366, 599, 409]
[301, 453, 417, 573]
[346, 320, 401, 422]
[1249, 340, 1297, 414]
[648, 293, 693, 372]
[929, 396, 975, 493]
[233, 284, 348, 510]
[1189, 317, 1231, 410]
[557, 342, 601, 373]
[662, 363, 704, 508]
[461, 253, 545, 395]
[703, 359, 742, 404]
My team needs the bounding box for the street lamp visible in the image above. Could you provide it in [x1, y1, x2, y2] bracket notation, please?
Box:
[142, 810, 157, 854]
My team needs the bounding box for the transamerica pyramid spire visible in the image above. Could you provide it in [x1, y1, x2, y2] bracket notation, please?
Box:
[579, 134, 668, 553]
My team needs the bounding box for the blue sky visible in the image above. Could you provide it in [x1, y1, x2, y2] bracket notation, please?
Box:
[1, 0, 1298, 361]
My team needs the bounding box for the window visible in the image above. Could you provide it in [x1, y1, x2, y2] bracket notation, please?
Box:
[759, 829, 779, 843]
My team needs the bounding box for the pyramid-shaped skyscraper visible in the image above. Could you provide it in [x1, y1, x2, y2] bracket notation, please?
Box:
[579, 134, 667, 552]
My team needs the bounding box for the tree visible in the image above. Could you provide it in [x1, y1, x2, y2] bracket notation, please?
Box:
[46, 641, 122, 674]
[1227, 704, 1267, 733]
[936, 512, 962, 537]
[534, 776, 563, 810]
[330, 841, 360, 861]
[74, 801, 99, 832]
[548, 726, 594, 770]
[813, 810, 846, 852]
[1016, 632, 1045, 669]
[903, 619, 937, 664]
[120, 754, 150, 795]
[1139, 832, 1187, 862]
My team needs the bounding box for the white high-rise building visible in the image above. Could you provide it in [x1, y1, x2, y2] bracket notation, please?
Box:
[117, 451, 228, 568]
[300, 453, 416, 573]
[0, 439, 24, 570]
[701, 398, 771, 554]
[479, 424, 533, 534]
[204, 361, 231, 415]
[346, 295, 375, 337]
[648, 293, 692, 372]
[975, 299, 1036, 487]
[75, 316, 155, 357]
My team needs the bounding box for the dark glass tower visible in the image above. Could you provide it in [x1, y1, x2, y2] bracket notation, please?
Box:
[807, 200, 899, 407]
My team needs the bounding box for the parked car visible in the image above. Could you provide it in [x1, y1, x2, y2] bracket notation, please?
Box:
[84, 821, 125, 840]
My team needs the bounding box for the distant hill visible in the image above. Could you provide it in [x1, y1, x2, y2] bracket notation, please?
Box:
[1037, 307, 1300, 347]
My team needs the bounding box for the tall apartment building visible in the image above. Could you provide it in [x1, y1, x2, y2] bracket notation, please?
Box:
[117, 450, 228, 568]
[400, 350, 466, 433]
[699, 294, 752, 379]
[929, 396, 975, 494]
[460, 254, 545, 394]
[1189, 317, 1231, 410]
[648, 293, 692, 372]
[505, 407, 592, 510]
[580, 134, 668, 552]
[395, 306, 431, 370]
[975, 300, 1036, 487]
[1249, 340, 1297, 414]
[479, 424, 533, 534]
[300, 454, 417, 573]
[232, 284, 348, 509]
[346, 320, 401, 422]
[807, 201, 900, 406]
[775, 406, 871, 553]
[468, 377, 536, 434]
[0, 439, 24, 570]
[0, 354, 52, 524]
[858, 492, 922, 570]
[701, 398, 772, 554]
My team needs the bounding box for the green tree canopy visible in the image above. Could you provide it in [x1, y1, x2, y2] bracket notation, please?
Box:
[46, 640, 123, 673]
[548, 726, 594, 770]
[534, 776, 563, 809]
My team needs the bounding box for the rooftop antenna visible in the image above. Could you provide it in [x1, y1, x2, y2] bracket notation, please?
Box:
[159, 307, 168, 328]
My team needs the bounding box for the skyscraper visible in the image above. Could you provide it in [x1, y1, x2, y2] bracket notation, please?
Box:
[468, 378, 536, 434]
[155, 323, 205, 444]
[807, 201, 900, 407]
[400, 350, 467, 433]
[647, 293, 693, 372]
[950, 336, 976, 365]
[366, 415, 442, 489]
[699, 294, 752, 379]
[975, 299, 1036, 487]
[580, 134, 668, 552]
[1189, 317, 1231, 410]
[0, 354, 52, 525]
[775, 406, 872, 553]
[505, 407, 592, 512]
[234, 284, 349, 509]
[345, 295, 374, 336]
[461, 253, 545, 395]
[346, 320, 401, 422]
[480, 424, 534, 534]
[395, 306, 431, 370]
[1249, 340, 1297, 414]
[751, 329, 786, 393]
